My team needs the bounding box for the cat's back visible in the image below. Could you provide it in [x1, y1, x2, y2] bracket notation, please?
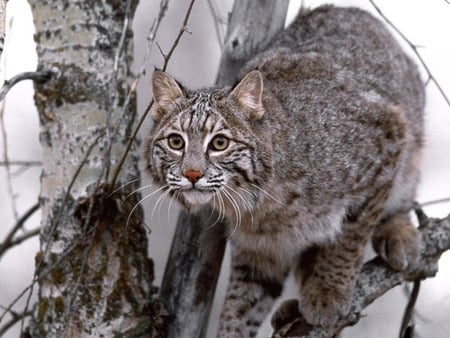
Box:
[245, 5, 424, 114]
[241, 5, 425, 201]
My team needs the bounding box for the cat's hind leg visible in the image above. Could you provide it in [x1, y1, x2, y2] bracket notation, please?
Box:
[218, 257, 288, 338]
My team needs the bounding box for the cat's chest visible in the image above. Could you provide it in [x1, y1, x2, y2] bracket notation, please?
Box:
[224, 193, 346, 252]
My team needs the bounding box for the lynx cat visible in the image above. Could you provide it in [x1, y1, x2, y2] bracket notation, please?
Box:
[145, 5, 424, 337]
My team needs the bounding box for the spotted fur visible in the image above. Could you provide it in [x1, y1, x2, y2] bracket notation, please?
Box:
[145, 5, 424, 337]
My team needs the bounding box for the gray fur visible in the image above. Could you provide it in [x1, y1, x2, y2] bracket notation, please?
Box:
[145, 5, 424, 337]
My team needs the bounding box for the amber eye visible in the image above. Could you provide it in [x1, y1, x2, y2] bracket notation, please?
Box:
[168, 134, 185, 150]
[210, 135, 229, 151]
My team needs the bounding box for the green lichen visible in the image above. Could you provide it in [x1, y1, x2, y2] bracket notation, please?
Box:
[50, 266, 66, 285]
[37, 298, 49, 323]
[54, 296, 65, 314]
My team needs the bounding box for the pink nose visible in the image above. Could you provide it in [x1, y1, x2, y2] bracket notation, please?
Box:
[183, 170, 203, 183]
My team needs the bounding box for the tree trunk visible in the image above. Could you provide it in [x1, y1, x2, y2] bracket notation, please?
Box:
[159, 1, 289, 338]
[28, 1, 164, 337]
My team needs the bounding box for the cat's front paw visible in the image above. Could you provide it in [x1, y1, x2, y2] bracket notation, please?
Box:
[372, 220, 421, 272]
[299, 281, 352, 327]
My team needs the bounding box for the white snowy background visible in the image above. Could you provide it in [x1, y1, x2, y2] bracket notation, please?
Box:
[0, 0, 449, 337]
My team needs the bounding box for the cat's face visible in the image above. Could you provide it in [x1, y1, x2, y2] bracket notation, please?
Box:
[145, 70, 271, 209]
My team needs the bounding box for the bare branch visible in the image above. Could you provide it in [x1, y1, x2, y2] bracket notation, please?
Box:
[369, 0, 450, 109]
[107, 0, 170, 190]
[399, 280, 420, 338]
[0, 160, 42, 166]
[161, 0, 196, 70]
[0, 202, 40, 259]
[0, 308, 33, 337]
[418, 196, 450, 208]
[0, 70, 51, 102]
[0, 99, 18, 221]
[272, 210, 450, 337]
[206, 0, 225, 50]
[110, 0, 197, 188]
[0, 0, 5, 59]
[103, 0, 134, 182]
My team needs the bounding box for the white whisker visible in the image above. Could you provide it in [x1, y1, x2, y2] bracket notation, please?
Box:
[126, 185, 169, 228]
[108, 178, 142, 197]
[222, 187, 242, 239]
[126, 183, 157, 199]
[236, 186, 256, 228]
[249, 183, 282, 204]
[208, 189, 226, 228]
[151, 188, 172, 221]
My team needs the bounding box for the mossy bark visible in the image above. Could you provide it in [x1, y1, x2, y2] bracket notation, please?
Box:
[28, 1, 164, 337]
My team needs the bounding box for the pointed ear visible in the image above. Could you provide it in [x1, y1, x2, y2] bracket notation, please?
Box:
[230, 70, 264, 120]
[151, 70, 184, 121]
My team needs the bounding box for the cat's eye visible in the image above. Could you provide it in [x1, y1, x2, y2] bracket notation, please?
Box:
[168, 134, 185, 150]
[210, 135, 229, 151]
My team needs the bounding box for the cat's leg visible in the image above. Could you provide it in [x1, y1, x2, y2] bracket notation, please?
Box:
[295, 235, 366, 327]
[294, 188, 391, 327]
[217, 253, 288, 338]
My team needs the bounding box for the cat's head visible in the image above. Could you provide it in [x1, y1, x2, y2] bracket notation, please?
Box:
[144, 70, 273, 209]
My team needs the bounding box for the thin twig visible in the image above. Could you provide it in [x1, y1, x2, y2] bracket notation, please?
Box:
[0, 71, 51, 102]
[369, 0, 450, 109]
[0, 99, 18, 221]
[0, 309, 33, 337]
[0, 160, 42, 166]
[161, 0, 196, 70]
[206, 0, 224, 50]
[0, 0, 6, 59]
[418, 196, 450, 208]
[110, 0, 197, 188]
[108, 0, 170, 189]
[102, 0, 133, 182]
[0, 228, 97, 325]
[0, 202, 40, 259]
[6, 228, 39, 247]
[399, 280, 421, 338]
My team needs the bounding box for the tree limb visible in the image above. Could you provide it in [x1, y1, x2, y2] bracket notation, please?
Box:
[0, 70, 51, 102]
[272, 210, 450, 338]
[216, 0, 290, 85]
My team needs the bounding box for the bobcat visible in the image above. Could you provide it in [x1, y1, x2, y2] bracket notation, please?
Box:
[145, 5, 424, 337]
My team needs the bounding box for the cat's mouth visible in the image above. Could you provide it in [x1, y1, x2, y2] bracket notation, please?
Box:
[181, 189, 213, 205]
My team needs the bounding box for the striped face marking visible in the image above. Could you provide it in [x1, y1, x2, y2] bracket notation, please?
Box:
[149, 90, 258, 209]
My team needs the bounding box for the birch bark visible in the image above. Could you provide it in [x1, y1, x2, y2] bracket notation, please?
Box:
[27, 1, 163, 337]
